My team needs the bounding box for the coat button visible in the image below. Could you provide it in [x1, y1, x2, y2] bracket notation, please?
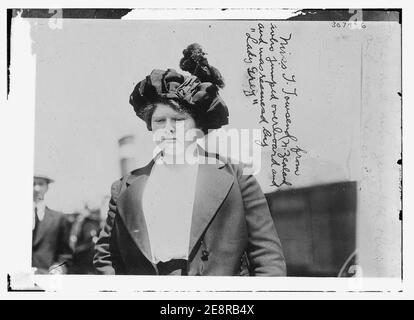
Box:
[201, 250, 209, 261]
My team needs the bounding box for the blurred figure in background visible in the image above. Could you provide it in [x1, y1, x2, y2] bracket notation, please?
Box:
[32, 174, 72, 274]
[67, 197, 109, 274]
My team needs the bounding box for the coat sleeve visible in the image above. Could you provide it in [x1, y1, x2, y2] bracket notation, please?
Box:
[93, 179, 125, 275]
[237, 165, 287, 276]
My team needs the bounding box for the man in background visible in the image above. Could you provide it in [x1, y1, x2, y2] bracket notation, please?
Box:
[32, 174, 72, 274]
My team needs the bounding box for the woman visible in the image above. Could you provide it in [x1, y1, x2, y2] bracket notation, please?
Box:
[94, 44, 286, 276]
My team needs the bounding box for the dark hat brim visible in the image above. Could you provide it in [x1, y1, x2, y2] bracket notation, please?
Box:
[34, 174, 55, 183]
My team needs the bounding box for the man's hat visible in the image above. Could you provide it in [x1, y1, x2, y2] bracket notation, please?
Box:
[34, 174, 55, 184]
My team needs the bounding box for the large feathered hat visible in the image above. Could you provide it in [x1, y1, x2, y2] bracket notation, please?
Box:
[129, 43, 228, 131]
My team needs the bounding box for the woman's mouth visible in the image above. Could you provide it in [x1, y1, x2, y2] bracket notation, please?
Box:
[162, 137, 177, 142]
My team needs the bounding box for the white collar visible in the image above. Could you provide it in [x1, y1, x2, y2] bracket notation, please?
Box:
[33, 201, 46, 221]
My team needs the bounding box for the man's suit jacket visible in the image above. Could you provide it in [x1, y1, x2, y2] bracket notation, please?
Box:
[94, 152, 286, 276]
[32, 208, 72, 274]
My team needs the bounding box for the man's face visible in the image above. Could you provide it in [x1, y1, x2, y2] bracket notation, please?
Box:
[33, 178, 49, 202]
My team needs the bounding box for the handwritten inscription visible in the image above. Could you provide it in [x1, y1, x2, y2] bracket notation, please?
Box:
[243, 23, 307, 188]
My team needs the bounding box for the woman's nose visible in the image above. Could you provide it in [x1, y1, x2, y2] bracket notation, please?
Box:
[165, 119, 175, 133]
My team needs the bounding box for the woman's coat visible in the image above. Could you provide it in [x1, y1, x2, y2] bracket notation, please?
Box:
[94, 151, 286, 276]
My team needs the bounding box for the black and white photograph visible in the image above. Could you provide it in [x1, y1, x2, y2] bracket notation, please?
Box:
[0, 2, 410, 301]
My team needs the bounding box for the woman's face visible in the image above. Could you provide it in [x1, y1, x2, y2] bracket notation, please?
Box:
[151, 103, 199, 156]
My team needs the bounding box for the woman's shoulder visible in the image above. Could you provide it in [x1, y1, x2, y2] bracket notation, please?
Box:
[110, 157, 156, 194]
[109, 177, 124, 199]
[200, 150, 251, 177]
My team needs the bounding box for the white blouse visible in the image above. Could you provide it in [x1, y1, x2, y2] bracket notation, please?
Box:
[142, 152, 199, 263]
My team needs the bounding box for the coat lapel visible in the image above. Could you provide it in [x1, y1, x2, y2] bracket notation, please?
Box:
[188, 159, 234, 259]
[117, 160, 155, 264]
[33, 208, 54, 247]
[116, 149, 234, 265]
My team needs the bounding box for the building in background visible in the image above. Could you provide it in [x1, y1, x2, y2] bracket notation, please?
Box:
[266, 181, 357, 277]
[118, 135, 137, 177]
